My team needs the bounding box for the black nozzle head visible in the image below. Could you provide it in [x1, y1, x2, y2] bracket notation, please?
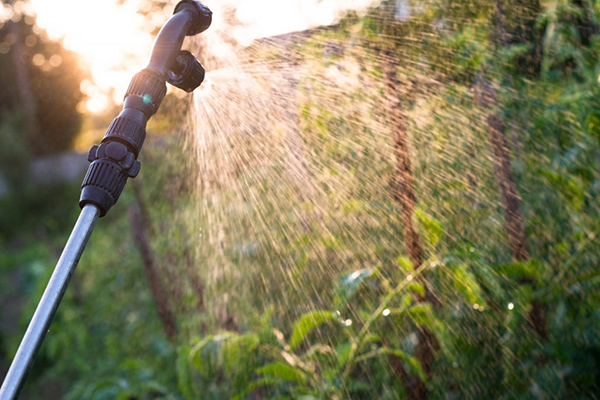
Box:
[167, 50, 205, 92]
[174, 0, 212, 36]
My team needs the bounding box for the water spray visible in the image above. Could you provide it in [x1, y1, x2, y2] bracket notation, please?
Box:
[0, 2, 211, 398]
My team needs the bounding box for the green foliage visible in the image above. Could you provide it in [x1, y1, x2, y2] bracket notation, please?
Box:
[256, 362, 308, 384]
[173, 263, 435, 400]
[450, 263, 484, 306]
[0, 112, 29, 188]
[333, 268, 374, 309]
[63, 359, 178, 400]
[189, 333, 259, 377]
[289, 311, 336, 350]
[0, 13, 84, 158]
[540, 169, 586, 210]
[414, 208, 443, 248]
[585, 109, 600, 143]
[497, 259, 544, 282]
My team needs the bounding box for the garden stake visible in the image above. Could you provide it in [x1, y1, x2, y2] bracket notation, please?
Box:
[0, 2, 212, 398]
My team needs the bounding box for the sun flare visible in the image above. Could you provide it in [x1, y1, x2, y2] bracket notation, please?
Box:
[29, 0, 154, 113]
[28, 0, 378, 113]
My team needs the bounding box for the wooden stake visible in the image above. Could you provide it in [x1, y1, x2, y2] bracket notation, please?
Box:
[129, 205, 178, 341]
[383, 49, 435, 400]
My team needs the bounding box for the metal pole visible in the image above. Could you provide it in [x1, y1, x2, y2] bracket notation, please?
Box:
[0, 205, 100, 400]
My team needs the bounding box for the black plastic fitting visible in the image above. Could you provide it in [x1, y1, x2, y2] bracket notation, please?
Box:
[102, 107, 148, 157]
[174, 0, 212, 36]
[81, 142, 141, 217]
[79, 1, 211, 217]
[167, 50, 205, 92]
[125, 69, 167, 115]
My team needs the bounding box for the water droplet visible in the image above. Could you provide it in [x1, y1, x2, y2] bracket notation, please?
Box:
[349, 270, 362, 280]
[32, 53, 45, 66]
[49, 55, 62, 67]
[25, 35, 37, 47]
[344, 319, 352, 326]
[508, 303, 514, 310]
[382, 309, 390, 316]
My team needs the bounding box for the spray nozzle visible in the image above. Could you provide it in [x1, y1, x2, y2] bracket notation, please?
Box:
[167, 50, 206, 92]
[174, 0, 212, 36]
[79, 2, 213, 216]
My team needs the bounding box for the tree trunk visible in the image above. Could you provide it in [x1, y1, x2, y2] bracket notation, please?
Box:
[499, 0, 543, 75]
[129, 205, 178, 341]
[133, 177, 207, 324]
[474, 74, 546, 339]
[131, 179, 155, 237]
[487, 0, 547, 340]
[383, 49, 434, 400]
[384, 51, 423, 270]
[7, 14, 42, 154]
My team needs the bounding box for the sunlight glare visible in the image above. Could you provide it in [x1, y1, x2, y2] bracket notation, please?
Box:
[220, 0, 379, 45]
[28, 0, 380, 112]
[29, 0, 153, 112]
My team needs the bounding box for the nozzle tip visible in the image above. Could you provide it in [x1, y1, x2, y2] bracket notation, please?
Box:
[174, 0, 212, 36]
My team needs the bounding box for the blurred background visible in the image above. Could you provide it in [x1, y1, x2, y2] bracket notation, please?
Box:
[1, 0, 600, 399]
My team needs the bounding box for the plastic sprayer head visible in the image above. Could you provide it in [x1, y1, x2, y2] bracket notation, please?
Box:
[79, 1, 212, 218]
[174, 0, 212, 36]
[168, 50, 206, 92]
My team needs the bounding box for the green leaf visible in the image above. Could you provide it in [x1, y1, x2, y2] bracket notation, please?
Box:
[256, 362, 307, 384]
[335, 341, 353, 369]
[408, 282, 425, 296]
[567, 270, 600, 294]
[343, 198, 366, 213]
[409, 303, 435, 329]
[452, 264, 483, 305]
[175, 346, 194, 399]
[540, 169, 585, 210]
[233, 378, 278, 400]
[188, 332, 259, 377]
[415, 208, 443, 247]
[496, 260, 542, 282]
[290, 311, 335, 350]
[222, 333, 260, 372]
[363, 333, 382, 343]
[401, 294, 413, 308]
[406, 356, 427, 382]
[586, 110, 600, 143]
[398, 256, 414, 274]
[381, 348, 427, 382]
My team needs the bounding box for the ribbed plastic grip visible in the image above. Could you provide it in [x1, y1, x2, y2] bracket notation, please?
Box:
[103, 116, 146, 155]
[80, 160, 128, 216]
[125, 69, 167, 115]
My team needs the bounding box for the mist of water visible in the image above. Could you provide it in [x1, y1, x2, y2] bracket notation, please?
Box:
[170, 1, 512, 330]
